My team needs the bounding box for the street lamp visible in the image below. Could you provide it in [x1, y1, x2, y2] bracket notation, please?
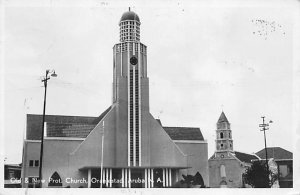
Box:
[38, 69, 57, 187]
[259, 116, 272, 172]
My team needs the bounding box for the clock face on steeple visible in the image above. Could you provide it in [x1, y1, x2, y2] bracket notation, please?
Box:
[130, 56, 138, 65]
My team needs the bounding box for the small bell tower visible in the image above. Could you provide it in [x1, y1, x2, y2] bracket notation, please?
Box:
[215, 111, 233, 158]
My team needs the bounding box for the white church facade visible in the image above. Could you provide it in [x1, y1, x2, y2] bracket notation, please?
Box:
[21, 9, 208, 188]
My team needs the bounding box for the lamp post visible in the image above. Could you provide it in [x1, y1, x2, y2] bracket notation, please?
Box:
[38, 69, 57, 187]
[259, 116, 272, 172]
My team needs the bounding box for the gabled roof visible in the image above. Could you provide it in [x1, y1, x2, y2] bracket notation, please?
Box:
[27, 107, 205, 141]
[209, 151, 259, 163]
[26, 114, 98, 140]
[217, 111, 229, 123]
[233, 151, 259, 163]
[47, 123, 96, 138]
[163, 127, 204, 141]
[256, 147, 293, 160]
[26, 106, 112, 140]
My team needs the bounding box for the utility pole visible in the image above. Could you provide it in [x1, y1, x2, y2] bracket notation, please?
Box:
[259, 116, 272, 172]
[38, 70, 57, 188]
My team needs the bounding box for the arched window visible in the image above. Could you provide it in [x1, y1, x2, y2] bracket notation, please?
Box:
[48, 171, 62, 187]
[220, 165, 226, 178]
[220, 132, 224, 139]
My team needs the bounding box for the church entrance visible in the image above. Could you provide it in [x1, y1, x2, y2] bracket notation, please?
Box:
[130, 169, 144, 188]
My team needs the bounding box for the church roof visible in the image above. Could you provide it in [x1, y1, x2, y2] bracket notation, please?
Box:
[47, 123, 96, 138]
[27, 108, 204, 141]
[163, 127, 204, 141]
[209, 151, 259, 163]
[233, 151, 259, 163]
[26, 114, 97, 140]
[255, 147, 293, 160]
[120, 10, 140, 23]
[217, 111, 229, 123]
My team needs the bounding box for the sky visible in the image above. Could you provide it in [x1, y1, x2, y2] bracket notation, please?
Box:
[1, 0, 299, 164]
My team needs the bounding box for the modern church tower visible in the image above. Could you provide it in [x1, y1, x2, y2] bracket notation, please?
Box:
[112, 10, 148, 167]
[67, 9, 190, 188]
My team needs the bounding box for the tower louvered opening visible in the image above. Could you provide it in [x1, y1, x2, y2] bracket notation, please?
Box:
[135, 70, 140, 165]
[130, 69, 134, 165]
[129, 66, 140, 166]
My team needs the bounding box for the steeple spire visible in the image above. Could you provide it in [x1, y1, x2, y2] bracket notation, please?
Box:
[217, 111, 229, 123]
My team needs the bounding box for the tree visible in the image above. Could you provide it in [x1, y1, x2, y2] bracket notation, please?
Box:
[243, 161, 278, 188]
[172, 172, 206, 188]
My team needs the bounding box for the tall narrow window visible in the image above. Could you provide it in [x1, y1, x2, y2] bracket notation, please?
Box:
[135, 69, 139, 165]
[129, 69, 134, 165]
[220, 165, 226, 178]
[220, 132, 224, 139]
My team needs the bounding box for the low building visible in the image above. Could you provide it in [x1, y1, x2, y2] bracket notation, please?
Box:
[4, 164, 22, 188]
[255, 147, 293, 188]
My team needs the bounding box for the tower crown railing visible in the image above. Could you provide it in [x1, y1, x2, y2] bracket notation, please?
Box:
[119, 20, 140, 42]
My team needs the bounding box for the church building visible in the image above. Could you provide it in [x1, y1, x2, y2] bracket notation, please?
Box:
[208, 112, 259, 188]
[21, 9, 208, 188]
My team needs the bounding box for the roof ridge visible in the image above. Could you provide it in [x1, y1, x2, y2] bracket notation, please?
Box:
[234, 150, 257, 156]
[27, 113, 97, 118]
[163, 126, 200, 129]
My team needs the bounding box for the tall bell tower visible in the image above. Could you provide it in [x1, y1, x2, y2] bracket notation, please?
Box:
[215, 111, 234, 158]
[112, 8, 149, 167]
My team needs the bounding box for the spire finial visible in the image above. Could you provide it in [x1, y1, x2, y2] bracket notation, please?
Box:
[129, 7, 131, 11]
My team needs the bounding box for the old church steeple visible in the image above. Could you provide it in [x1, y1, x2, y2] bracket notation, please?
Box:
[215, 111, 233, 158]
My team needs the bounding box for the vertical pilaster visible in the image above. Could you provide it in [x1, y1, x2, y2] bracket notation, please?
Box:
[151, 169, 154, 188]
[87, 169, 91, 188]
[121, 44, 123, 76]
[127, 42, 130, 167]
[138, 43, 142, 166]
[122, 168, 124, 188]
[106, 168, 109, 187]
[125, 168, 128, 187]
[109, 168, 112, 188]
[166, 169, 169, 187]
[128, 168, 131, 188]
[144, 169, 148, 188]
[169, 169, 172, 187]
[163, 169, 165, 187]
[147, 169, 151, 188]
